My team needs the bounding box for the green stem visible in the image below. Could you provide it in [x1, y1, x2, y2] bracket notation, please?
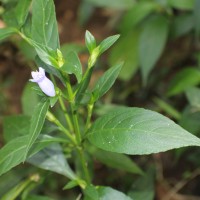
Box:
[46, 111, 76, 145]
[84, 103, 94, 134]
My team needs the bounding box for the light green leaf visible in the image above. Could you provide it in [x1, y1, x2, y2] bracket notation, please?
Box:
[109, 30, 140, 81]
[15, 0, 31, 27]
[87, 107, 200, 155]
[91, 148, 143, 174]
[139, 15, 169, 85]
[0, 134, 65, 176]
[3, 115, 30, 142]
[99, 35, 120, 55]
[168, 0, 195, 10]
[23, 100, 50, 160]
[185, 87, 200, 109]
[31, 0, 59, 50]
[85, 30, 96, 54]
[0, 28, 16, 42]
[167, 68, 200, 96]
[61, 51, 82, 83]
[84, 0, 135, 9]
[92, 63, 122, 101]
[28, 144, 76, 180]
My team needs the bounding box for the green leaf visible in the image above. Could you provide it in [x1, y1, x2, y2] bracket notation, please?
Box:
[3, 115, 30, 142]
[84, 185, 99, 200]
[167, 68, 200, 96]
[23, 100, 50, 160]
[185, 87, 200, 109]
[97, 186, 132, 200]
[84, 0, 135, 9]
[119, 2, 160, 32]
[139, 16, 169, 85]
[0, 134, 64, 176]
[31, 0, 59, 50]
[61, 51, 82, 83]
[0, 28, 16, 42]
[87, 107, 200, 155]
[21, 82, 39, 116]
[109, 31, 140, 81]
[92, 63, 122, 101]
[26, 195, 54, 200]
[194, 0, 200, 36]
[85, 30, 96, 54]
[99, 35, 120, 55]
[91, 148, 143, 174]
[168, 0, 195, 10]
[15, 0, 31, 27]
[28, 144, 76, 180]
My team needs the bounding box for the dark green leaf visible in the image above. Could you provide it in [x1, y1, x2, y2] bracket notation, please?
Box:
[0, 28, 16, 42]
[167, 68, 200, 96]
[92, 63, 122, 101]
[87, 107, 200, 155]
[15, 0, 31, 27]
[3, 115, 30, 142]
[168, 0, 195, 10]
[91, 148, 143, 174]
[85, 30, 96, 54]
[23, 100, 50, 160]
[31, 0, 59, 50]
[28, 144, 76, 180]
[139, 16, 169, 85]
[61, 51, 82, 83]
[99, 35, 120, 55]
[26, 195, 54, 200]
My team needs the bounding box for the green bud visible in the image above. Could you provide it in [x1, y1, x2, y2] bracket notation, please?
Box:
[88, 46, 100, 68]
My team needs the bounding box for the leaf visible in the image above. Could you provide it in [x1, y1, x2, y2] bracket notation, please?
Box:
[84, 0, 135, 9]
[85, 30, 96, 54]
[91, 148, 143, 174]
[27, 144, 76, 180]
[26, 195, 54, 200]
[139, 15, 169, 85]
[109, 31, 140, 81]
[3, 115, 30, 142]
[194, 0, 200, 36]
[0, 134, 65, 176]
[167, 68, 200, 96]
[31, 0, 59, 50]
[168, 0, 195, 10]
[99, 35, 120, 55]
[185, 87, 200, 109]
[0, 28, 16, 42]
[92, 63, 122, 101]
[15, 0, 31, 27]
[119, 2, 160, 33]
[23, 100, 50, 160]
[61, 51, 82, 83]
[87, 107, 200, 155]
[21, 82, 40, 116]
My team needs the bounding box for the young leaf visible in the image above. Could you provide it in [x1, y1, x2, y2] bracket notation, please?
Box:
[28, 144, 76, 180]
[139, 15, 169, 85]
[167, 68, 200, 96]
[99, 35, 120, 55]
[23, 100, 50, 160]
[91, 148, 143, 174]
[0, 28, 16, 42]
[87, 107, 200, 155]
[31, 0, 59, 50]
[61, 51, 82, 83]
[3, 115, 30, 142]
[15, 0, 32, 27]
[92, 63, 123, 101]
[85, 30, 96, 54]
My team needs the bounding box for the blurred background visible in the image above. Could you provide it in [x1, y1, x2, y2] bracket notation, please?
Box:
[1, 0, 200, 199]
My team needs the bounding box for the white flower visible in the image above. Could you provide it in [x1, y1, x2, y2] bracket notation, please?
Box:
[30, 67, 56, 97]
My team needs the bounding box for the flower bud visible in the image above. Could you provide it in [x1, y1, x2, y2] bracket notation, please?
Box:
[30, 67, 56, 97]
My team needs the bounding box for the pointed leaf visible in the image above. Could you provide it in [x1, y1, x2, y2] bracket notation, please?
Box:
[31, 0, 59, 50]
[139, 16, 169, 85]
[92, 63, 122, 101]
[23, 100, 50, 160]
[87, 107, 200, 155]
[85, 30, 96, 54]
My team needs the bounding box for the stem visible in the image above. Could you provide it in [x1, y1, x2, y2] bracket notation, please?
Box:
[84, 103, 94, 134]
[46, 111, 76, 145]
